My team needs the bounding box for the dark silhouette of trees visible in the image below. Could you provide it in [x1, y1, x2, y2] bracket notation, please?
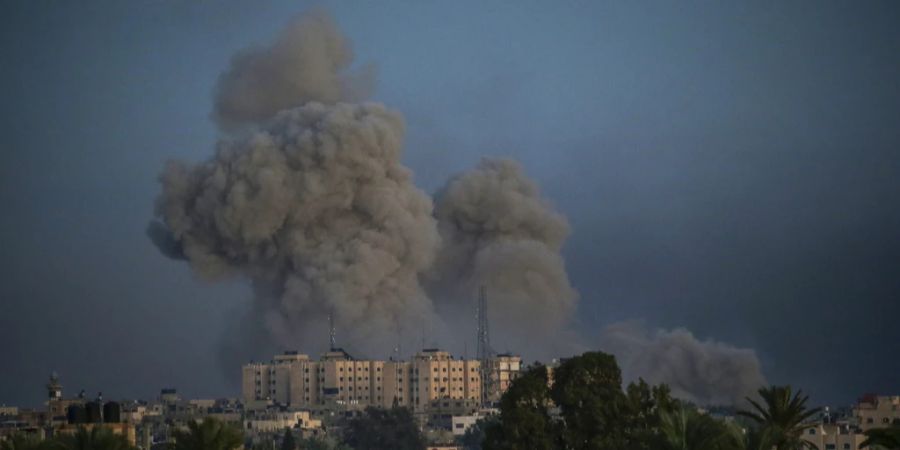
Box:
[738, 386, 820, 450]
[861, 424, 900, 450]
[342, 407, 425, 450]
[56, 427, 135, 450]
[169, 418, 243, 450]
[483, 365, 557, 450]
[483, 351, 677, 450]
[280, 428, 295, 450]
[657, 406, 740, 450]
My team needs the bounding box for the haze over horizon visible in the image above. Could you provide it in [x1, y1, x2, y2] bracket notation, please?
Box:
[2, 1, 899, 408]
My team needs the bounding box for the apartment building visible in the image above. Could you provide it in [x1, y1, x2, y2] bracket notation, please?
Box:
[242, 349, 516, 414]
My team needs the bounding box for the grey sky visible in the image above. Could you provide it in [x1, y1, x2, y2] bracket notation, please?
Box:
[1, 1, 898, 407]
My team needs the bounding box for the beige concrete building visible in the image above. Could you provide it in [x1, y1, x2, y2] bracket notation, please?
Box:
[244, 411, 321, 433]
[243, 349, 508, 415]
[800, 423, 865, 450]
[485, 354, 521, 404]
[854, 394, 900, 430]
[54, 423, 137, 446]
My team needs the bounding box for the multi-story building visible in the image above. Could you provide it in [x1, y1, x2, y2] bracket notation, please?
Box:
[854, 394, 900, 430]
[486, 354, 521, 404]
[242, 349, 498, 416]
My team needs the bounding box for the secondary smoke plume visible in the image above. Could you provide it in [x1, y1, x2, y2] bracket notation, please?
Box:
[212, 9, 374, 130]
[429, 158, 578, 358]
[599, 321, 766, 405]
[151, 9, 766, 404]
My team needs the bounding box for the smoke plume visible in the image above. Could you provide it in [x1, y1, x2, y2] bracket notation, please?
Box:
[151, 9, 766, 404]
[156, 101, 442, 358]
[429, 158, 578, 358]
[212, 9, 374, 130]
[599, 321, 766, 405]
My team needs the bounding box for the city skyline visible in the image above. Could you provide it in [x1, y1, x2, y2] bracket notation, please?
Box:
[2, 0, 900, 409]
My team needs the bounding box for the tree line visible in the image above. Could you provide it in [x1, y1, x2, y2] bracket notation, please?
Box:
[472, 351, 900, 450]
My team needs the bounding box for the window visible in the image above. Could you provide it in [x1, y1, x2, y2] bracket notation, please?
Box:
[825, 445, 835, 450]
[884, 418, 891, 424]
[808, 429, 816, 435]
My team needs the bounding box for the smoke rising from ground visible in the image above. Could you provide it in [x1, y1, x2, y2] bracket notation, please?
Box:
[429, 158, 578, 358]
[156, 102, 442, 359]
[151, 9, 765, 404]
[599, 321, 766, 405]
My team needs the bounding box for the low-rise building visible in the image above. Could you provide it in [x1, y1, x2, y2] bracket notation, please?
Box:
[800, 422, 865, 450]
[854, 394, 900, 431]
[244, 411, 321, 433]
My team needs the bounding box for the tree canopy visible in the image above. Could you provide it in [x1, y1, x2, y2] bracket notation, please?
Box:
[342, 407, 425, 450]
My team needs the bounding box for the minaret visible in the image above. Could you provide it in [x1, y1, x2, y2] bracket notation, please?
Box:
[46, 372, 62, 401]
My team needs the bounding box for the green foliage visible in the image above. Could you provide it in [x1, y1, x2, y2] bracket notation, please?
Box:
[860, 424, 900, 450]
[551, 352, 636, 450]
[483, 352, 684, 450]
[621, 379, 678, 449]
[251, 441, 275, 450]
[342, 407, 425, 450]
[483, 365, 557, 450]
[459, 416, 498, 450]
[280, 429, 295, 450]
[1, 433, 51, 450]
[56, 427, 135, 450]
[657, 406, 740, 450]
[169, 418, 244, 450]
[737, 386, 820, 450]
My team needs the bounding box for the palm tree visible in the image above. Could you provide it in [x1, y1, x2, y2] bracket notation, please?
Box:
[56, 426, 134, 450]
[738, 386, 821, 450]
[658, 406, 739, 450]
[170, 418, 243, 450]
[860, 424, 900, 450]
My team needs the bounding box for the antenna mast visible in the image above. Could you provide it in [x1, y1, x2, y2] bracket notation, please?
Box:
[329, 309, 336, 351]
[476, 285, 496, 406]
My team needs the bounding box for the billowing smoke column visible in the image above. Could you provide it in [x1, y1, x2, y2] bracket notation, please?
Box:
[599, 321, 766, 405]
[152, 10, 440, 359]
[429, 158, 579, 359]
[212, 9, 374, 130]
[150, 9, 766, 404]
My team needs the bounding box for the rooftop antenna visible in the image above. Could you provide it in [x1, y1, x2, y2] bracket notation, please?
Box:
[476, 285, 496, 406]
[328, 309, 337, 351]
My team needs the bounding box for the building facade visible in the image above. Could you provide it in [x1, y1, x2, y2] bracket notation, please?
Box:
[854, 394, 900, 430]
[242, 349, 520, 414]
[800, 423, 865, 450]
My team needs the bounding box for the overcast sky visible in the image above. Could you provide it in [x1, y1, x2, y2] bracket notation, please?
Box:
[1, 1, 899, 408]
